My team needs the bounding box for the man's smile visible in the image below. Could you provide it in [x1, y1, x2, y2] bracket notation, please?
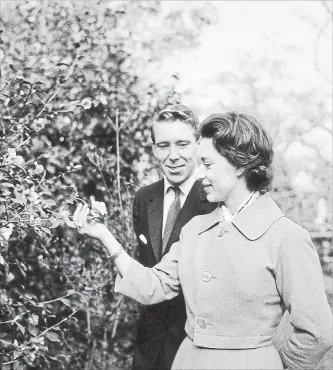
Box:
[166, 164, 185, 172]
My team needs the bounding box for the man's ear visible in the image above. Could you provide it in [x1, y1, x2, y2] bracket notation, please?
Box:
[152, 144, 157, 158]
[236, 167, 245, 177]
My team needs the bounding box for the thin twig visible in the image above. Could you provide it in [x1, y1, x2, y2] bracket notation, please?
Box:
[0, 312, 30, 325]
[115, 110, 123, 214]
[85, 339, 95, 370]
[0, 81, 11, 94]
[18, 83, 33, 118]
[322, 0, 333, 16]
[37, 291, 78, 305]
[97, 166, 113, 200]
[313, 17, 332, 83]
[86, 304, 91, 336]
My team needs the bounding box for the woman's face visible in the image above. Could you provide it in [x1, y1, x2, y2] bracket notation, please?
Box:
[197, 138, 241, 203]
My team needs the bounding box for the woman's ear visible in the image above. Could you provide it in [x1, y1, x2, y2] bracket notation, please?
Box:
[236, 167, 245, 176]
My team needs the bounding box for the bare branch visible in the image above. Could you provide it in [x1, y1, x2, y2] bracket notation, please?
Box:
[18, 83, 33, 118]
[106, 115, 116, 131]
[322, 0, 333, 16]
[86, 304, 91, 336]
[313, 17, 332, 84]
[106, 110, 134, 235]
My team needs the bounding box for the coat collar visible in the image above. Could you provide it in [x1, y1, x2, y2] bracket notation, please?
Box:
[198, 192, 285, 241]
[163, 173, 197, 199]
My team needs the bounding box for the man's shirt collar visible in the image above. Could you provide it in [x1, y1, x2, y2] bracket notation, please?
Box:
[163, 173, 197, 198]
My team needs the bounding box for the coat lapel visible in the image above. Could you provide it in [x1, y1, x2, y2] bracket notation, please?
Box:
[147, 180, 164, 262]
[232, 192, 285, 240]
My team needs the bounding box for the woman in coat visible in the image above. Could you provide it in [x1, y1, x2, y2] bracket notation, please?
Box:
[64, 112, 332, 370]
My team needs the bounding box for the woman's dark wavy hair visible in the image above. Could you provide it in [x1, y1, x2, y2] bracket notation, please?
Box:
[200, 112, 274, 191]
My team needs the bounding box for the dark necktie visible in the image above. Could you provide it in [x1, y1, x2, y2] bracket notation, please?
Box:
[162, 186, 181, 254]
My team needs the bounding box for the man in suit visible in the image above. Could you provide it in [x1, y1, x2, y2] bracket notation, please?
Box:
[131, 104, 217, 370]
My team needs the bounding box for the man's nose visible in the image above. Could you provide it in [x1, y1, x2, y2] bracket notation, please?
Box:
[168, 146, 180, 160]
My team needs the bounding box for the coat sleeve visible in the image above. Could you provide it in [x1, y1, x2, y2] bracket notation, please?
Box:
[114, 239, 181, 305]
[276, 226, 333, 370]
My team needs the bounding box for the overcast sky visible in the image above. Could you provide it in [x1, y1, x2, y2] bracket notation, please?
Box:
[146, 1, 332, 165]
[151, 1, 332, 113]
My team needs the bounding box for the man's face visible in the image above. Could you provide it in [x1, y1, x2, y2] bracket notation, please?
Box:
[197, 137, 240, 203]
[152, 120, 197, 186]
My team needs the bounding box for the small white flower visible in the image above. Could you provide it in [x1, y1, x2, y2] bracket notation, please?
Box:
[90, 196, 107, 216]
[34, 162, 44, 174]
[99, 94, 107, 105]
[0, 223, 14, 240]
[29, 190, 39, 201]
[7, 272, 15, 283]
[7, 148, 16, 158]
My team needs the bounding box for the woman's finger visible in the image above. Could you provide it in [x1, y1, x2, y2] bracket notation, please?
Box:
[73, 204, 83, 228]
[61, 212, 76, 228]
[82, 206, 90, 229]
[79, 204, 89, 229]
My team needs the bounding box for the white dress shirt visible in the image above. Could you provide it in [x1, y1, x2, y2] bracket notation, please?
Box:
[162, 174, 197, 237]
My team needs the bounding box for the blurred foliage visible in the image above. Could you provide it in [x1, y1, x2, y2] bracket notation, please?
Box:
[0, 1, 216, 368]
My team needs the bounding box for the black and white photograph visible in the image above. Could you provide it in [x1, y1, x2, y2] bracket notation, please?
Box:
[0, 1, 332, 369]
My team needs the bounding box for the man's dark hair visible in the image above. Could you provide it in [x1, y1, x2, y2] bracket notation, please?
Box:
[151, 104, 199, 143]
[200, 112, 274, 191]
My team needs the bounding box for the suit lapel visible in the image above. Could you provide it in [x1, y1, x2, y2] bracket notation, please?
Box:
[147, 180, 164, 262]
[163, 181, 209, 255]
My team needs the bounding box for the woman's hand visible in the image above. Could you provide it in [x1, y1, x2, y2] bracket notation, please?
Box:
[62, 202, 132, 276]
[62, 203, 110, 242]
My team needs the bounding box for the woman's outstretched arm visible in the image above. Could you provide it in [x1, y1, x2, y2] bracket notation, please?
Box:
[62, 203, 132, 276]
[62, 203, 181, 304]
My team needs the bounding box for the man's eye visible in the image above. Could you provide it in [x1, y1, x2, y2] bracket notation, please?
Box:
[178, 142, 189, 148]
[157, 144, 169, 149]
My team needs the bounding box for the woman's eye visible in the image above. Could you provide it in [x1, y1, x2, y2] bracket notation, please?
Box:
[157, 144, 169, 149]
[204, 163, 212, 168]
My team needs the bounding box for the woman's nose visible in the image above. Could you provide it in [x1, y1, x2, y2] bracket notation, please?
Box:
[196, 164, 206, 180]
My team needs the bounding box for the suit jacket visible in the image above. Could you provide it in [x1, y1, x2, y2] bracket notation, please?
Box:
[131, 179, 216, 370]
[117, 193, 332, 370]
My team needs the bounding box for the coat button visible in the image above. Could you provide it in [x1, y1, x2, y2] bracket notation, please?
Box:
[202, 271, 212, 282]
[197, 318, 207, 329]
[217, 225, 226, 237]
